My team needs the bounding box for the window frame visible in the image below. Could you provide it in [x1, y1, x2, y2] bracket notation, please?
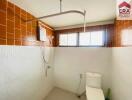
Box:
[58, 30, 106, 47]
[79, 31, 105, 47]
[59, 33, 79, 47]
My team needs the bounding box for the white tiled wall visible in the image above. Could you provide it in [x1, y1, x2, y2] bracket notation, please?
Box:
[0, 46, 54, 100]
[53, 47, 112, 94]
[112, 47, 132, 100]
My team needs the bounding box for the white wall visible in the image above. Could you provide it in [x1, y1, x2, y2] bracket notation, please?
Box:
[0, 46, 54, 100]
[53, 47, 112, 94]
[112, 47, 132, 100]
[2, 46, 132, 100]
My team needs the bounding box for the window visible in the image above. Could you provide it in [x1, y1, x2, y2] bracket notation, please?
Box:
[79, 31, 104, 46]
[79, 32, 91, 46]
[59, 33, 77, 46]
[39, 26, 47, 41]
[90, 31, 104, 46]
[59, 31, 105, 47]
[122, 29, 132, 46]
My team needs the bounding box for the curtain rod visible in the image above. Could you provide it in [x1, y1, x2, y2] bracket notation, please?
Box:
[25, 10, 85, 22]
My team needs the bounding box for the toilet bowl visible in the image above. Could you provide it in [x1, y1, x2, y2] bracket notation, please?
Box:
[86, 72, 105, 100]
[86, 86, 105, 100]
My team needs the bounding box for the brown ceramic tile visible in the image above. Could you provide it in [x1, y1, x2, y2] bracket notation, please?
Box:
[21, 35, 27, 41]
[114, 20, 132, 46]
[0, 11, 6, 25]
[15, 28, 21, 39]
[7, 39, 14, 45]
[31, 30, 37, 40]
[0, 25, 6, 39]
[27, 13, 33, 21]
[21, 25, 26, 39]
[15, 6, 20, 29]
[7, 8, 15, 21]
[7, 32, 14, 39]
[21, 9, 27, 16]
[21, 25, 26, 31]
[15, 39, 21, 45]
[32, 20, 37, 27]
[25, 33, 34, 41]
[0, 39, 6, 45]
[15, 5, 20, 14]
[21, 19, 26, 26]
[7, 2, 14, 8]
[0, 1, 54, 46]
[26, 14, 33, 33]
[7, 2, 15, 21]
[0, 0, 6, 12]
[32, 28, 37, 35]
[26, 32, 32, 38]
[21, 9, 27, 25]
[7, 20, 14, 33]
[27, 22, 32, 32]
[21, 14, 27, 26]
[15, 16, 21, 29]
[22, 40, 32, 46]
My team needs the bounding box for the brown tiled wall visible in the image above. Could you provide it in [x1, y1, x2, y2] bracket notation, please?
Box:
[114, 20, 132, 47]
[0, 0, 54, 46]
[55, 20, 132, 47]
[54, 24, 114, 47]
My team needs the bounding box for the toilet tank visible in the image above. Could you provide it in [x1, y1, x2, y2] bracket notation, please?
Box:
[86, 72, 102, 88]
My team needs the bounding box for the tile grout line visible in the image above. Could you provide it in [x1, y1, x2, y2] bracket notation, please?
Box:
[20, 8, 22, 46]
[31, 15, 33, 42]
[6, 0, 8, 45]
[26, 9, 28, 46]
[14, 3, 15, 45]
[7, 19, 14, 22]
[0, 24, 6, 26]
[1, 1, 51, 46]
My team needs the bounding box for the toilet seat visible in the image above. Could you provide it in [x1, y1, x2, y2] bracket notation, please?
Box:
[86, 86, 105, 100]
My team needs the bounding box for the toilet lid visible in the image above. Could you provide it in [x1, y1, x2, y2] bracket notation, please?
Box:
[86, 86, 105, 100]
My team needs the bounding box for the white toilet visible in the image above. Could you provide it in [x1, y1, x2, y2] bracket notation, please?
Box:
[86, 72, 105, 100]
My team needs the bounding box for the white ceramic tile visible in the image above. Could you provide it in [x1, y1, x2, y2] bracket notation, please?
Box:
[45, 87, 86, 100]
[0, 46, 54, 100]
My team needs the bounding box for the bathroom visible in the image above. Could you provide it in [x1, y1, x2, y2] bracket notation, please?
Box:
[0, 0, 132, 100]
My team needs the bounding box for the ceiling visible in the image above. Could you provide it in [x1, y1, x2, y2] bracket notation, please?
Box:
[10, 0, 116, 29]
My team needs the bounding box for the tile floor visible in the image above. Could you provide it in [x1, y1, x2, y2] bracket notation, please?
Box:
[44, 87, 86, 100]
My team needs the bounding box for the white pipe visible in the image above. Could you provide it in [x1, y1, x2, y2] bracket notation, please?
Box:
[60, 0, 62, 12]
[83, 10, 86, 32]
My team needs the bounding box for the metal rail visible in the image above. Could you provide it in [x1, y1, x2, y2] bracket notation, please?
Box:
[25, 0, 86, 32]
[26, 10, 85, 22]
